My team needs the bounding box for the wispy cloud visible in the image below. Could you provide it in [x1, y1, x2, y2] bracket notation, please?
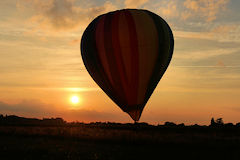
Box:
[0, 100, 129, 122]
[124, 0, 148, 8]
[0, 100, 57, 117]
[175, 48, 240, 60]
[17, 0, 118, 32]
[174, 30, 213, 39]
[173, 65, 240, 68]
[174, 26, 240, 42]
[182, 0, 229, 22]
[27, 87, 100, 92]
[212, 25, 238, 33]
[210, 24, 240, 42]
[156, 0, 230, 23]
[158, 0, 179, 18]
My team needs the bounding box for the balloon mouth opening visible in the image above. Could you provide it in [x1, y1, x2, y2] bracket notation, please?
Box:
[124, 105, 144, 122]
[128, 110, 141, 122]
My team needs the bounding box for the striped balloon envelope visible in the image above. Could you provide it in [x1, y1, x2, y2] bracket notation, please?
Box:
[81, 9, 174, 122]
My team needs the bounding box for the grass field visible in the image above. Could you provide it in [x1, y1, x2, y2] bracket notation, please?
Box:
[0, 124, 240, 160]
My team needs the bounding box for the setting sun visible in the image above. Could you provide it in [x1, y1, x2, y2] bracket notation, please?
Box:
[71, 96, 80, 104]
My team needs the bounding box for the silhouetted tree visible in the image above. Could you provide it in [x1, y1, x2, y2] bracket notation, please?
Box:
[192, 124, 200, 127]
[236, 122, 240, 127]
[210, 118, 216, 126]
[164, 122, 176, 126]
[216, 118, 224, 125]
[210, 118, 224, 126]
[0, 114, 3, 124]
[178, 123, 185, 127]
[225, 123, 234, 127]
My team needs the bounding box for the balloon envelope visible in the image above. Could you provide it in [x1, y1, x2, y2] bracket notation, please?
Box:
[81, 9, 174, 121]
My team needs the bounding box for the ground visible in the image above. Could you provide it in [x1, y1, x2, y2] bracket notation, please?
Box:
[0, 125, 240, 160]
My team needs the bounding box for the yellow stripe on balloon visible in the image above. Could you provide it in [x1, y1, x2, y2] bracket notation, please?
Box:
[129, 10, 159, 104]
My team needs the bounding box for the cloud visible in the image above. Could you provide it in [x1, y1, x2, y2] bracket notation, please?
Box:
[210, 24, 240, 42]
[0, 100, 129, 122]
[17, 0, 86, 31]
[174, 30, 213, 39]
[17, 0, 118, 32]
[156, 0, 229, 22]
[155, 0, 237, 47]
[174, 24, 240, 43]
[0, 100, 57, 117]
[158, 0, 179, 18]
[212, 25, 238, 33]
[182, 0, 229, 22]
[160, 1, 178, 18]
[87, 1, 118, 18]
[175, 48, 239, 60]
[124, 0, 148, 8]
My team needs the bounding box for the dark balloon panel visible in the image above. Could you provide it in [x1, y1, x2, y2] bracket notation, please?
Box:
[81, 9, 174, 121]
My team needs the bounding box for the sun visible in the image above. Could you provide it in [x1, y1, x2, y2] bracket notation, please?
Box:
[71, 96, 80, 104]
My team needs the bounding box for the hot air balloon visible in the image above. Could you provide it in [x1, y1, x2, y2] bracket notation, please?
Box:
[81, 9, 174, 122]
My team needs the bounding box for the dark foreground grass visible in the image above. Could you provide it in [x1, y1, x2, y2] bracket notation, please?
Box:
[0, 125, 240, 160]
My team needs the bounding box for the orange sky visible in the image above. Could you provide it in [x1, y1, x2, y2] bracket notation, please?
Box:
[0, 0, 240, 125]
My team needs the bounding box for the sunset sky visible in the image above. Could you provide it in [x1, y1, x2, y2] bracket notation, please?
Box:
[0, 0, 240, 125]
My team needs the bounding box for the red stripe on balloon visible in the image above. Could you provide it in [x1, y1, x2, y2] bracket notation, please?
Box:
[95, 15, 116, 87]
[125, 10, 139, 105]
[111, 11, 130, 105]
[103, 13, 126, 102]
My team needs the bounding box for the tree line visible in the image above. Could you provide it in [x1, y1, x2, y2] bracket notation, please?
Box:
[1, 114, 240, 128]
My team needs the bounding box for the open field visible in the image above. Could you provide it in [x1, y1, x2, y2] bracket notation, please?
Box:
[1, 124, 240, 160]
